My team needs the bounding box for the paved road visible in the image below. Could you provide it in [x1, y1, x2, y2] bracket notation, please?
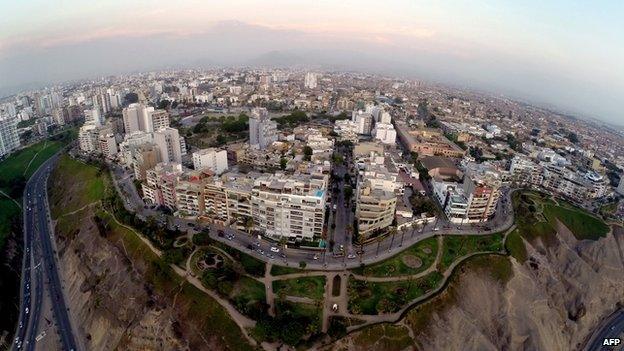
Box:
[585, 309, 624, 351]
[13, 155, 79, 351]
[110, 161, 515, 271]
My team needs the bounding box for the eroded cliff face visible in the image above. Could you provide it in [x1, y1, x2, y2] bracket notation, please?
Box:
[55, 210, 186, 351]
[336, 223, 624, 351]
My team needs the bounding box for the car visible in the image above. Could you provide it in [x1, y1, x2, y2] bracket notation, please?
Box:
[217, 230, 225, 237]
[339, 244, 344, 251]
[433, 227, 440, 231]
[347, 253, 356, 259]
[313, 254, 319, 260]
[270, 246, 280, 253]
[258, 249, 265, 255]
[227, 235, 234, 241]
[267, 254, 275, 259]
[333, 204, 337, 210]
[255, 242, 261, 247]
[25, 307, 29, 314]
[280, 253, 287, 258]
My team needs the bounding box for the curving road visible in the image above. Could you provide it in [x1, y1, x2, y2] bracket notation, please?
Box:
[13, 154, 79, 351]
[585, 309, 624, 351]
[110, 161, 515, 271]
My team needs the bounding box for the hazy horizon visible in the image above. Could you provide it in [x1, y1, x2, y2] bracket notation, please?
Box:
[1, 1, 622, 125]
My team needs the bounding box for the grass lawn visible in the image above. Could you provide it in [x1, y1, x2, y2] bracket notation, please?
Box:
[50, 155, 109, 218]
[273, 276, 326, 301]
[270, 265, 304, 276]
[0, 138, 70, 248]
[353, 324, 413, 351]
[438, 233, 504, 272]
[353, 237, 438, 277]
[214, 242, 266, 277]
[543, 202, 609, 240]
[0, 140, 63, 185]
[348, 271, 443, 315]
[505, 229, 528, 263]
[0, 199, 20, 248]
[48, 153, 254, 350]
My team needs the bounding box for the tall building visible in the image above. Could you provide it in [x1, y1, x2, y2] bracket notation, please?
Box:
[249, 107, 277, 150]
[304, 72, 318, 89]
[252, 173, 328, 240]
[153, 127, 183, 163]
[84, 108, 104, 127]
[142, 162, 183, 209]
[0, 118, 20, 158]
[355, 164, 401, 238]
[149, 109, 170, 132]
[352, 110, 373, 135]
[132, 143, 161, 180]
[98, 132, 118, 158]
[373, 123, 397, 144]
[192, 148, 228, 174]
[78, 124, 100, 153]
[462, 163, 502, 222]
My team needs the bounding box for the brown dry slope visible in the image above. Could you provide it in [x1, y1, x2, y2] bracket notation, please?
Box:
[48, 157, 254, 351]
[332, 223, 624, 351]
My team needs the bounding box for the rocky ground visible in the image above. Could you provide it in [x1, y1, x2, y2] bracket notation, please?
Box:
[330, 223, 624, 351]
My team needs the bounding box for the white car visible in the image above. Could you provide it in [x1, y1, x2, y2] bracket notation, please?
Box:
[313, 254, 319, 260]
[347, 253, 356, 259]
[270, 247, 280, 253]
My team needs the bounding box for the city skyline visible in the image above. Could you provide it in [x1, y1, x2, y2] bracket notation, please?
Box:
[1, 0, 623, 126]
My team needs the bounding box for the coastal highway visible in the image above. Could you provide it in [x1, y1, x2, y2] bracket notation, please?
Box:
[585, 309, 624, 351]
[13, 154, 78, 351]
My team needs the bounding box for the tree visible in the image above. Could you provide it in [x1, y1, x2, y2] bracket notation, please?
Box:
[567, 132, 579, 144]
[303, 146, 313, 161]
[280, 157, 288, 170]
[344, 186, 353, 200]
[299, 261, 307, 269]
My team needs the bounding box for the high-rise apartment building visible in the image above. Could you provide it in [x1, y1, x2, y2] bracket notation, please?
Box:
[352, 110, 373, 135]
[192, 148, 228, 174]
[122, 103, 169, 133]
[249, 107, 277, 150]
[132, 143, 161, 180]
[153, 127, 184, 163]
[356, 164, 401, 238]
[304, 72, 318, 89]
[252, 173, 328, 240]
[0, 118, 21, 158]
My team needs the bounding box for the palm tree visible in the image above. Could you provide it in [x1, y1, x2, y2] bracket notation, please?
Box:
[388, 227, 397, 251]
[244, 216, 254, 235]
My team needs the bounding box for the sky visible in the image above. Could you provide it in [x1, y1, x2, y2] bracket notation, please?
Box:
[0, 0, 622, 125]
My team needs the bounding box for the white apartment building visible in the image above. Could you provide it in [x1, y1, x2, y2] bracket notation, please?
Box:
[78, 124, 99, 153]
[249, 107, 277, 150]
[0, 118, 21, 158]
[142, 162, 183, 209]
[192, 148, 228, 174]
[356, 163, 401, 238]
[122, 103, 170, 133]
[175, 181, 204, 217]
[252, 173, 328, 241]
[373, 123, 397, 144]
[98, 133, 118, 158]
[84, 108, 103, 127]
[154, 127, 184, 163]
[334, 119, 359, 143]
[304, 72, 318, 89]
[352, 110, 373, 135]
[119, 131, 154, 167]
